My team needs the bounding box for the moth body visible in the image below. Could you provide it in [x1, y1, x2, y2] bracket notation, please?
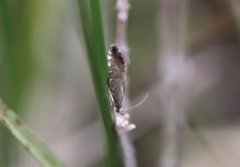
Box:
[107, 45, 127, 114]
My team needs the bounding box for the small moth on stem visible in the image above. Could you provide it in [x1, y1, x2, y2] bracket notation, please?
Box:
[107, 45, 128, 114]
[107, 45, 135, 131]
[107, 1, 137, 167]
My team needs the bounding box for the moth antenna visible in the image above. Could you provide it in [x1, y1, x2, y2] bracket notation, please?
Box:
[123, 93, 149, 112]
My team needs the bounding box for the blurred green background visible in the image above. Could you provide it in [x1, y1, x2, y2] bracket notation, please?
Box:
[1, 0, 240, 167]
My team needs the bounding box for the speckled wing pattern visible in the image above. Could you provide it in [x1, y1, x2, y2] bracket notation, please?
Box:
[107, 45, 127, 113]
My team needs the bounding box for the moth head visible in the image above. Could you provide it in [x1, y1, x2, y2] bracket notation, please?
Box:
[110, 45, 119, 54]
[108, 44, 127, 71]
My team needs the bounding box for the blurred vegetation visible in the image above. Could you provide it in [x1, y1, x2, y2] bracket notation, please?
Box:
[0, 0, 64, 166]
[0, 0, 240, 167]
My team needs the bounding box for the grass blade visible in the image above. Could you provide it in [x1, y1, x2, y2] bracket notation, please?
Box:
[78, 1, 122, 167]
[0, 98, 63, 167]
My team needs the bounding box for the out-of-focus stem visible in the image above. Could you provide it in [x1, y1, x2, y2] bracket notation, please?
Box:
[231, 0, 240, 36]
[0, 1, 23, 166]
[160, 0, 187, 55]
[158, 0, 188, 167]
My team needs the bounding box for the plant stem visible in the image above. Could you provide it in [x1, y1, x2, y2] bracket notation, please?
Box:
[231, 0, 240, 37]
[116, 0, 130, 55]
[0, 98, 63, 167]
[158, 0, 188, 167]
[78, 1, 121, 167]
[0, 1, 21, 166]
[115, 1, 137, 167]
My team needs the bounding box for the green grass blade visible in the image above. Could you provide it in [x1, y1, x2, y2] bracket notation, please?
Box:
[0, 0, 22, 109]
[0, 1, 24, 166]
[0, 98, 63, 167]
[78, 1, 122, 167]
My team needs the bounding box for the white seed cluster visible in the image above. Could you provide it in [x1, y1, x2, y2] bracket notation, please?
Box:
[115, 112, 136, 132]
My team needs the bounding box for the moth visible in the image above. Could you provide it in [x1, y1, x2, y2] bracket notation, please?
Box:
[107, 45, 128, 114]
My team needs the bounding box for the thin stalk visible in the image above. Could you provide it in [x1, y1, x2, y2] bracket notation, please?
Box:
[116, 0, 130, 55]
[158, 0, 188, 167]
[231, 0, 240, 37]
[0, 98, 63, 167]
[115, 1, 137, 167]
[78, 1, 121, 167]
